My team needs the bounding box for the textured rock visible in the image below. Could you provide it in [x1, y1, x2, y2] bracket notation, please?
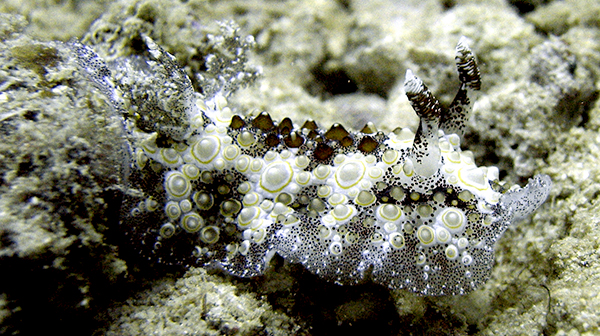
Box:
[102, 267, 299, 336]
[2, 0, 600, 334]
[0, 13, 129, 334]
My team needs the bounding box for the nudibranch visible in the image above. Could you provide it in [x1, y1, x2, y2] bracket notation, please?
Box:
[72, 35, 551, 296]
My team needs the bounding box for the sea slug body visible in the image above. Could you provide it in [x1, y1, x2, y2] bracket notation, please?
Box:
[73, 35, 551, 296]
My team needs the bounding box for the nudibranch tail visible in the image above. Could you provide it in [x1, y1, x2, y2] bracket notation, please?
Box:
[72, 34, 551, 296]
[404, 69, 442, 177]
[69, 41, 122, 111]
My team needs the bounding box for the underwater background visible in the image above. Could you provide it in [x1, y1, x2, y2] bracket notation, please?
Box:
[1, 0, 600, 335]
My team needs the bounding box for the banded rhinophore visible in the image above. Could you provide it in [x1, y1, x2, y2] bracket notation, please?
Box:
[74, 35, 551, 295]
